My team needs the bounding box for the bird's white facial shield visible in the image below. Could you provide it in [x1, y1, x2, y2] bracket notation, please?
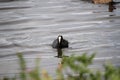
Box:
[58, 36, 62, 43]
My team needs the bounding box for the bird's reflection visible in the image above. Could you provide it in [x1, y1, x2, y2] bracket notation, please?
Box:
[55, 48, 69, 58]
[56, 48, 63, 58]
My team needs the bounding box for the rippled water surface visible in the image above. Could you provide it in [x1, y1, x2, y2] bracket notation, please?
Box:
[0, 0, 120, 77]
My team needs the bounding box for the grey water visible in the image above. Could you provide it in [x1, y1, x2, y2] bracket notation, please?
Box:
[0, 0, 120, 77]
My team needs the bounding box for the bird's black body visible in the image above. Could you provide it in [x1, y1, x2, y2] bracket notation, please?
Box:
[52, 35, 69, 49]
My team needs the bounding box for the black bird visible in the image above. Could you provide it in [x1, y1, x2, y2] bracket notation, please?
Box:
[52, 35, 69, 49]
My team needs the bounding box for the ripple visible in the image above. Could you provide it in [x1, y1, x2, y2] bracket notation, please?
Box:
[0, 18, 33, 25]
[0, 6, 30, 10]
[0, 0, 14, 2]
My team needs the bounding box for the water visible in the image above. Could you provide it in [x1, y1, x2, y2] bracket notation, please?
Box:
[0, 0, 120, 77]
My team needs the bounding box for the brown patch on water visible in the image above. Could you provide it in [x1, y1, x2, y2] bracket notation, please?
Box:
[93, 0, 112, 4]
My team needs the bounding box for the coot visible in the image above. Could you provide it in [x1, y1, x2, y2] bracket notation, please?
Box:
[52, 35, 69, 49]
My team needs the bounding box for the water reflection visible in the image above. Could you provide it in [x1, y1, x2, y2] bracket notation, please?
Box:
[56, 49, 63, 58]
[108, 1, 116, 12]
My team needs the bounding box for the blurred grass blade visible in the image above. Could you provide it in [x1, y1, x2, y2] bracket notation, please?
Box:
[17, 53, 26, 80]
[29, 58, 41, 80]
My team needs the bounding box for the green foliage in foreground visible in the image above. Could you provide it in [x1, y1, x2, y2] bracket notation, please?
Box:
[1, 53, 120, 80]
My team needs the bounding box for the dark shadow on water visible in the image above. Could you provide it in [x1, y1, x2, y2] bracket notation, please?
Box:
[108, 1, 116, 12]
[108, 1, 120, 12]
